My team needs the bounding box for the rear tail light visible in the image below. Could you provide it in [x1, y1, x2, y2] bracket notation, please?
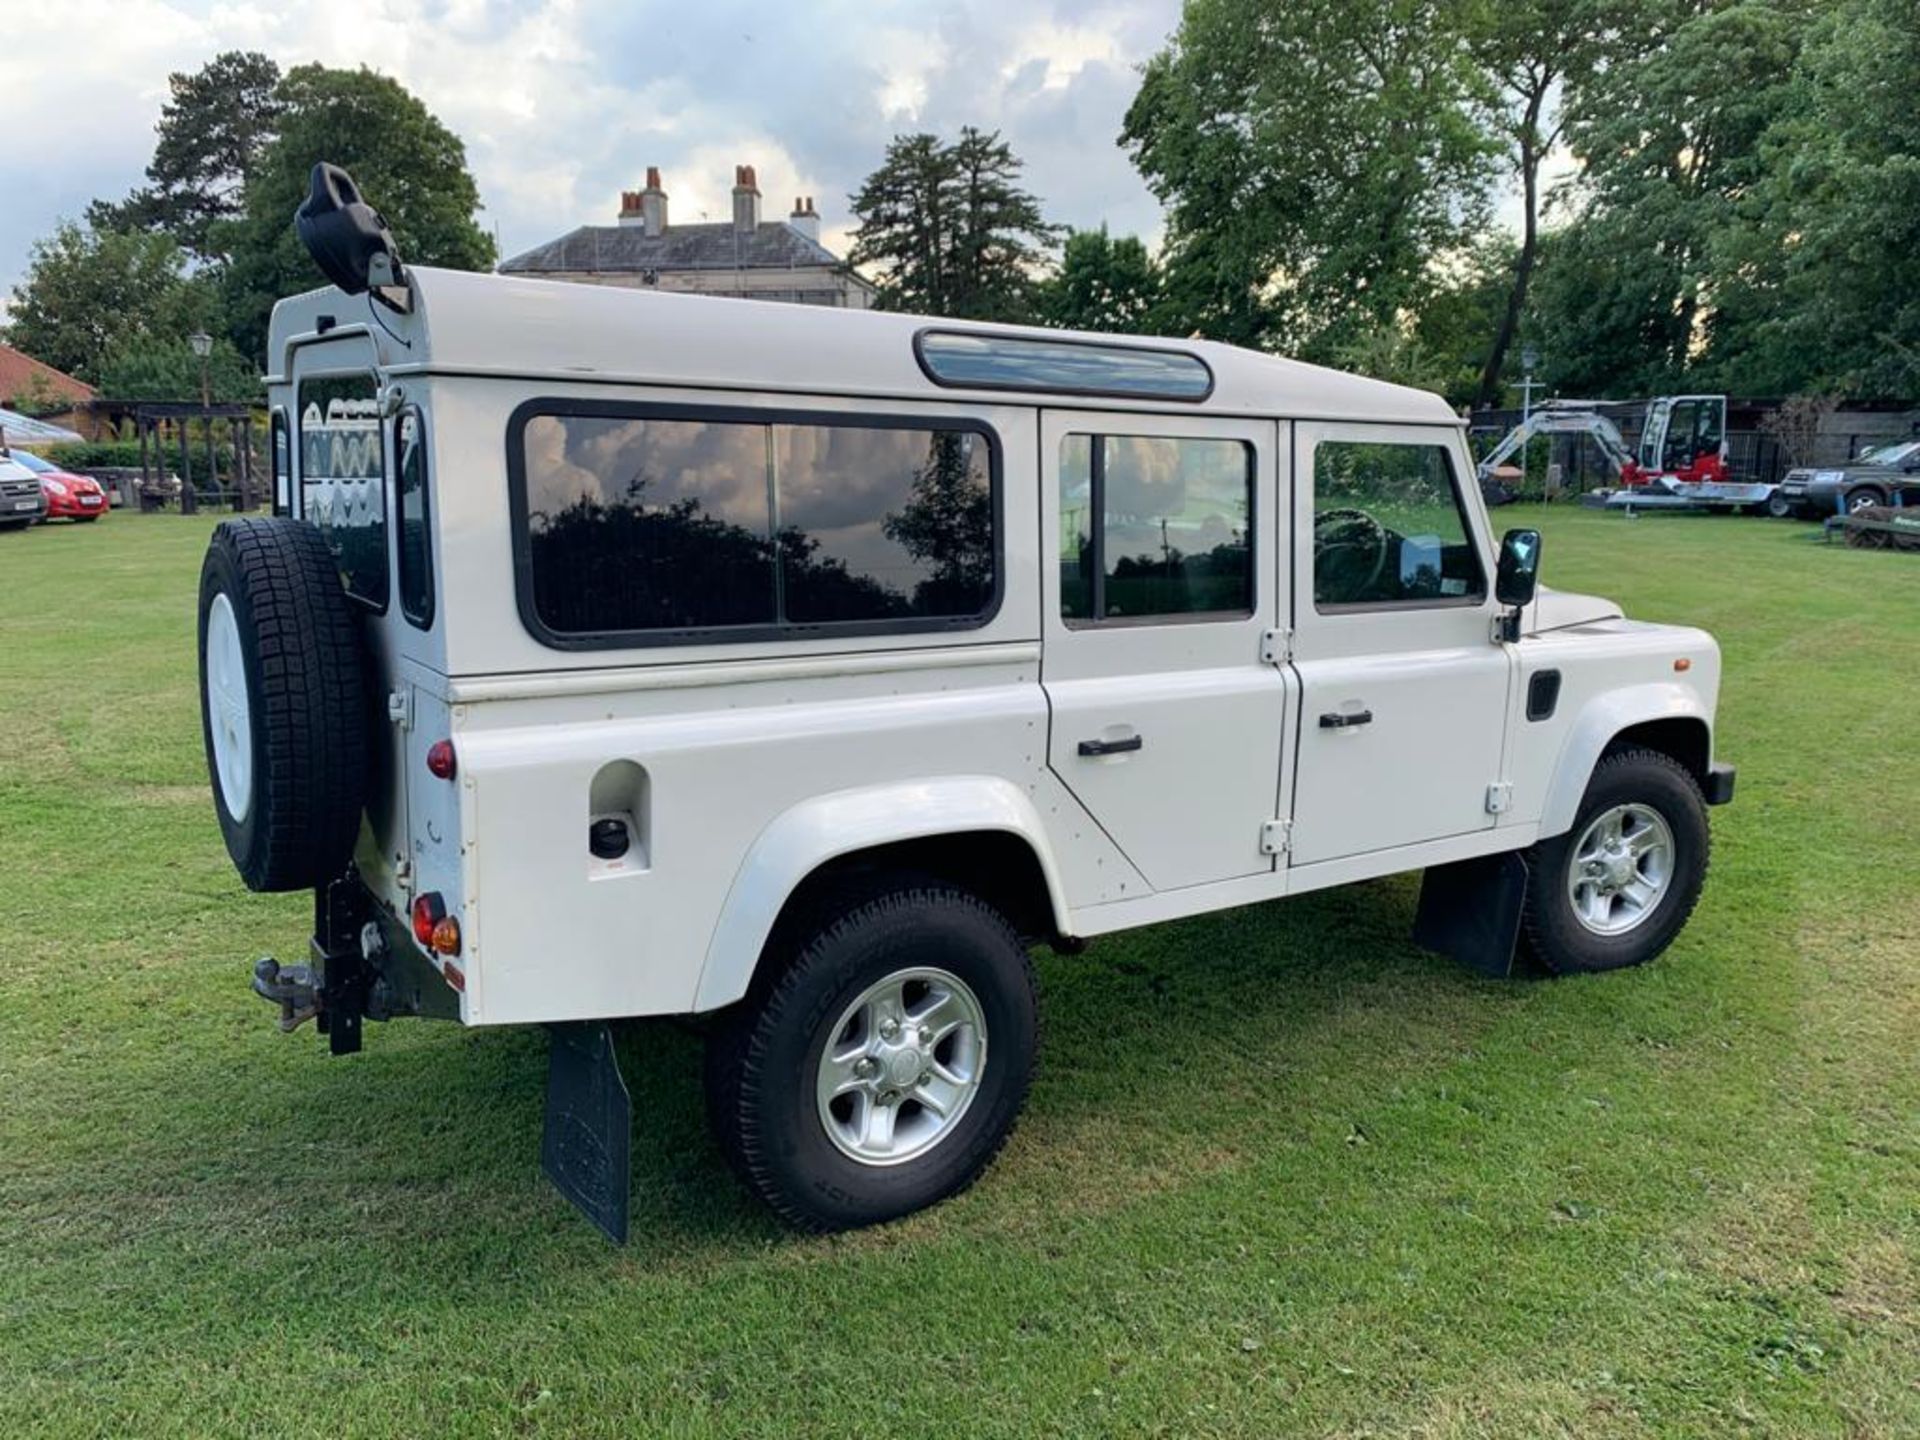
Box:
[425, 738, 457, 780]
[411, 892, 446, 946]
[430, 916, 462, 956]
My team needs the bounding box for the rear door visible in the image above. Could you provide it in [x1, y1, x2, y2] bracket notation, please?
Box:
[1040, 411, 1290, 893]
[289, 336, 406, 876]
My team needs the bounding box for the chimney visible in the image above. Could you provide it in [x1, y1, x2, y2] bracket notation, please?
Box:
[788, 195, 820, 244]
[731, 164, 761, 233]
[619, 166, 667, 235]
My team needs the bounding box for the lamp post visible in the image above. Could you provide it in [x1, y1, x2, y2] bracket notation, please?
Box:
[1516, 344, 1542, 498]
[189, 331, 213, 515]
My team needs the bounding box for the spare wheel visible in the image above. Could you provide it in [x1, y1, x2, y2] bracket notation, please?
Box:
[198, 517, 370, 892]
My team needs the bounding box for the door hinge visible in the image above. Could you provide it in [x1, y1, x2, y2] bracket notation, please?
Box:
[1260, 819, 1293, 856]
[1485, 781, 1513, 815]
[1260, 628, 1293, 665]
[387, 688, 413, 730]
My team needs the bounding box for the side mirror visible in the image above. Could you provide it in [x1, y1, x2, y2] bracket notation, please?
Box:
[295, 162, 411, 312]
[1495, 527, 1542, 609]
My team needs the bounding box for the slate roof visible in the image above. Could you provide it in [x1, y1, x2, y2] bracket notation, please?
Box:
[500, 222, 849, 276]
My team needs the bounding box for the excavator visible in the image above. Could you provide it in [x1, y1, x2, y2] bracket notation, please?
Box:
[1477, 394, 1786, 514]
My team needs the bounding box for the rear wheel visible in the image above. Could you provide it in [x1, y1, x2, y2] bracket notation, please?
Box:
[705, 884, 1037, 1231]
[1523, 748, 1710, 974]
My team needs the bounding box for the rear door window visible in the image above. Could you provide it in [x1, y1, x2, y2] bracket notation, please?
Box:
[298, 373, 387, 610]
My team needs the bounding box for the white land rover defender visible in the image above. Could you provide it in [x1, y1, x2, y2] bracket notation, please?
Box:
[202, 166, 1735, 1240]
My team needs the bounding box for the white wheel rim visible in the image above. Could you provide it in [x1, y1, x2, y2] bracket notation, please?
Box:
[206, 592, 253, 822]
[815, 967, 987, 1167]
[1566, 802, 1674, 936]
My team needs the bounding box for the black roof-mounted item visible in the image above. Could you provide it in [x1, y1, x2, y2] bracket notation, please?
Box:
[295, 162, 412, 314]
[913, 328, 1213, 402]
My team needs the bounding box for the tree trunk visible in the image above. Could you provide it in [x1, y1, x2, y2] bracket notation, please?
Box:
[1476, 87, 1550, 411]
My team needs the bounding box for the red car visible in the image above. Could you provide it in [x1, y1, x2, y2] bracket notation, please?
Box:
[14, 451, 108, 521]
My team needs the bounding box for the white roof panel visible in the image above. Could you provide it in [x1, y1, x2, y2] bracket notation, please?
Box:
[271, 267, 1460, 427]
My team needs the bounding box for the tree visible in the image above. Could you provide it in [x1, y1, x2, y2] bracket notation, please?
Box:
[218, 65, 496, 362]
[96, 336, 260, 403]
[3, 223, 217, 384]
[1460, 0, 1601, 408]
[1122, 0, 1495, 357]
[89, 51, 286, 261]
[1713, 0, 1920, 397]
[1036, 227, 1166, 334]
[848, 128, 1058, 320]
[1547, 0, 1806, 394]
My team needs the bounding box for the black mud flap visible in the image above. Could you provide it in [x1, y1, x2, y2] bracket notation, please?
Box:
[541, 1022, 632, 1244]
[1412, 851, 1529, 979]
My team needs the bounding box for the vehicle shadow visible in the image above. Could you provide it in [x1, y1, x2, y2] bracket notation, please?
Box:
[18, 874, 1519, 1287]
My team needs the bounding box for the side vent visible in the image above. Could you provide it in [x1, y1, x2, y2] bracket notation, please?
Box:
[1527, 669, 1562, 722]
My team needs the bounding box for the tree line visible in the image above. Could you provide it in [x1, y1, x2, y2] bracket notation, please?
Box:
[852, 0, 1918, 408]
[8, 1, 1915, 413]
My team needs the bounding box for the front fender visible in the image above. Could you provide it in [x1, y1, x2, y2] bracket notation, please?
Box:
[692, 775, 1071, 1012]
[1539, 682, 1714, 839]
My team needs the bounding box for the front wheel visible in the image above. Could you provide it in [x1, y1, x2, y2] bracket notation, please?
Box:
[705, 884, 1037, 1231]
[1766, 491, 1793, 519]
[1523, 748, 1711, 974]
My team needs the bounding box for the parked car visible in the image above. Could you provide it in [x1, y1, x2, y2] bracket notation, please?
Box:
[0, 451, 47, 529]
[204, 164, 1736, 1241]
[1776, 439, 1920, 517]
[12, 450, 108, 521]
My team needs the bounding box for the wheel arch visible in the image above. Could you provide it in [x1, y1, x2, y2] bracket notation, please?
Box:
[1540, 685, 1715, 839]
[693, 777, 1070, 1012]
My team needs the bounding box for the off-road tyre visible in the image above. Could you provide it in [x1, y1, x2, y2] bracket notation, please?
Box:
[705, 884, 1038, 1231]
[1765, 490, 1793, 519]
[197, 517, 368, 892]
[1847, 486, 1887, 514]
[1523, 747, 1710, 975]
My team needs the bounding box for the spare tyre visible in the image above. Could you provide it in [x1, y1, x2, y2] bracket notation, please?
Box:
[198, 517, 369, 892]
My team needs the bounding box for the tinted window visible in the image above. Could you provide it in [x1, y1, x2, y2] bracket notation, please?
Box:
[918, 331, 1212, 400]
[298, 373, 387, 609]
[1060, 434, 1253, 622]
[1313, 442, 1484, 608]
[517, 409, 996, 642]
[396, 408, 434, 628]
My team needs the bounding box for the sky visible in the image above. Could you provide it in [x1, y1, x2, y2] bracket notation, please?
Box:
[0, 0, 1187, 311]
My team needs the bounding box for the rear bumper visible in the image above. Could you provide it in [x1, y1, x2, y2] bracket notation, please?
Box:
[1705, 762, 1736, 806]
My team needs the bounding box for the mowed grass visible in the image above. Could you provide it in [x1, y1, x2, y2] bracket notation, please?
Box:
[2, 507, 1916, 1438]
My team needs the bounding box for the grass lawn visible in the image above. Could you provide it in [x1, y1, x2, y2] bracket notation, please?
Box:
[1, 507, 1915, 1438]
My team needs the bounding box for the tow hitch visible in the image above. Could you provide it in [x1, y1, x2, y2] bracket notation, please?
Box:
[251, 957, 320, 1031]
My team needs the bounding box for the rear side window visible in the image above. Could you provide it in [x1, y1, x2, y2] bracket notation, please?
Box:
[298, 373, 387, 610]
[396, 408, 434, 628]
[1312, 441, 1484, 608]
[270, 409, 290, 516]
[511, 404, 1000, 646]
[1059, 434, 1254, 622]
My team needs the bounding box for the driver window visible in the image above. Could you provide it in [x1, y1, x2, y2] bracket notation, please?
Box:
[1312, 441, 1484, 609]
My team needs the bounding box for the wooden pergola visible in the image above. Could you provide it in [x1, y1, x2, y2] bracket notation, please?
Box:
[122, 401, 258, 514]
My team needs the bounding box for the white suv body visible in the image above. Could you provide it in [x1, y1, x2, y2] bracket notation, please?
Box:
[210, 257, 1731, 1235]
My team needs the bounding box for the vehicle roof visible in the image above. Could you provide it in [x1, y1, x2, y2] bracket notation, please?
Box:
[268, 266, 1460, 427]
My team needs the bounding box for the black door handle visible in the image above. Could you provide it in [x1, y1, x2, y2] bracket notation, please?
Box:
[1078, 735, 1144, 757]
[1319, 709, 1374, 729]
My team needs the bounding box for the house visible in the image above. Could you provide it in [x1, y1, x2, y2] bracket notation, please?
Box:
[0, 344, 99, 439]
[499, 165, 873, 309]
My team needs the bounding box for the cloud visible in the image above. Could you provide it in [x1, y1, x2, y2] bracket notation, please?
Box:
[0, 0, 1183, 314]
